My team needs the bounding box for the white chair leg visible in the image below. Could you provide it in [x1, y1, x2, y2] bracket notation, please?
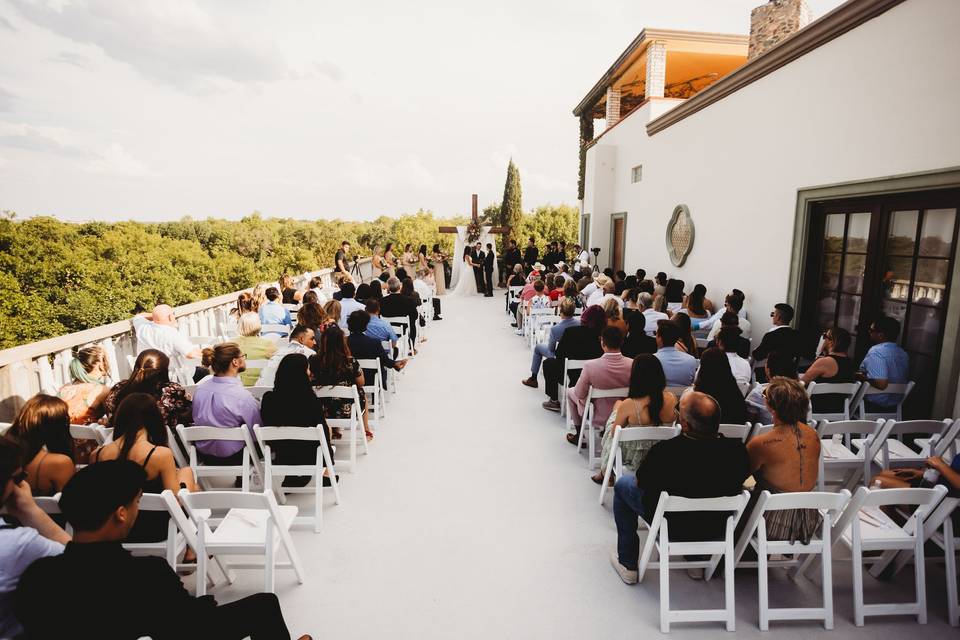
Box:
[944, 519, 958, 627]
[822, 536, 834, 630]
[195, 519, 208, 597]
[725, 524, 736, 632]
[264, 517, 275, 594]
[853, 525, 865, 626]
[598, 447, 616, 505]
[314, 470, 322, 534]
[659, 545, 670, 633]
[758, 537, 769, 631]
[915, 526, 927, 624]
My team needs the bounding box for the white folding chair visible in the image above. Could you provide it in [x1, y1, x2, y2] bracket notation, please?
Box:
[718, 423, 755, 443]
[314, 386, 368, 472]
[858, 381, 916, 421]
[176, 425, 260, 492]
[829, 485, 948, 626]
[383, 316, 411, 358]
[575, 386, 628, 468]
[122, 489, 229, 587]
[527, 307, 555, 348]
[69, 423, 109, 447]
[506, 286, 523, 317]
[254, 425, 340, 533]
[598, 425, 679, 504]
[245, 385, 272, 402]
[559, 358, 589, 421]
[733, 490, 851, 630]
[31, 493, 72, 536]
[816, 419, 893, 491]
[852, 419, 955, 471]
[635, 491, 751, 632]
[355, 358, 386, 427]
[260, 324, 290, 338]
[178, 489, 304, 596]
[807, 381, 862, 422]
[167, 425, 189, 469]
[665, 386, 689, 402]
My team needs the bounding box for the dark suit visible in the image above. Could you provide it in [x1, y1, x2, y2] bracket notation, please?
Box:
[622, 333, 657, 358]
[380, 293, 419, 346]
[504, 247, 522, 273]
[483, 249, 495, 296]
[752, 326, 801, 362]
[523, 245, 538, 268]
[348, 332, 395, 389]
[470, 248, 485, 293]
[542, 326, 603, 401]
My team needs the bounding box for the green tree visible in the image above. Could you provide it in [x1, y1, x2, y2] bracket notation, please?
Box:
[498, 159, 523, 245]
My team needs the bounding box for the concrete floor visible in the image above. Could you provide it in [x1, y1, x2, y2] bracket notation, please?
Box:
[212, 292, 957, 639]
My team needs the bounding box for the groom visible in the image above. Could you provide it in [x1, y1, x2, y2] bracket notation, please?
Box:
[471, 242, 485, 294]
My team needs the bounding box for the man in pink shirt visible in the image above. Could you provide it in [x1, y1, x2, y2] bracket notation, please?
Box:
[566, 326, 633, 445]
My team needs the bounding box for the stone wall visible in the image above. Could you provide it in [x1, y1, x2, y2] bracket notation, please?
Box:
[748, 0, 812, 60]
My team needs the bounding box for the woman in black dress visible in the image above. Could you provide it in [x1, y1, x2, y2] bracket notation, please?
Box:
[310, 324, 372, 440]
[800, 326, 856, 414]
[694, 347, 747, 425]
[260, 354, 335, 487]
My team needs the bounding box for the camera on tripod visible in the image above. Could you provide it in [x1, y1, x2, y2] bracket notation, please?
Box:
[591, 247, 601, 257]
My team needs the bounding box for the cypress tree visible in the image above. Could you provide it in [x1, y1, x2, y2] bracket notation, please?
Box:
[499, 159, 523, 244]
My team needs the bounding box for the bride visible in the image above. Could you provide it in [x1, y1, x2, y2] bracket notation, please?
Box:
[449, 246, 481, 297]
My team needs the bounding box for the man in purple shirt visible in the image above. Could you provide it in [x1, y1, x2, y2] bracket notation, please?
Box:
[191, 343, 261, 463]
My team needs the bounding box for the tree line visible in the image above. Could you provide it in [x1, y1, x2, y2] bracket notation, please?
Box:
[0, 204, 578, 349]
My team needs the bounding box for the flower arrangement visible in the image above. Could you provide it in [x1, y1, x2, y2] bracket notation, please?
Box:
[466, 220, 482, 243]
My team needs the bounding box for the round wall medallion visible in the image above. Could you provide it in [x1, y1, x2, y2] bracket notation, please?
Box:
[666, 204, 695, 267]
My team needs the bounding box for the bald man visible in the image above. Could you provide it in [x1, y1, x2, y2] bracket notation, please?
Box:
[132, 304, 203, 361]
[609, 390, 750, 584]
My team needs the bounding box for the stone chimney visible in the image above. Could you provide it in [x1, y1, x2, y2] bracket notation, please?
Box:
[748, 0, 812, 60]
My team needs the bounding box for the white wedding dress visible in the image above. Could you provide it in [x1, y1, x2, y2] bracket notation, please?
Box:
[448, 225, 500, 298]
[449, 254, 481, 297]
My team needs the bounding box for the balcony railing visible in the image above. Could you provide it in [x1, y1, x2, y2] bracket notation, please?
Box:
[0, 259, 374, 421]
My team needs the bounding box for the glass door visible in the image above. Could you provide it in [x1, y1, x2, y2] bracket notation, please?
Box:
[815, 210, 872, 356]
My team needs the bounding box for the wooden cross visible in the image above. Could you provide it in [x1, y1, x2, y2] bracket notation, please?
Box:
[439, 194, 510, 236]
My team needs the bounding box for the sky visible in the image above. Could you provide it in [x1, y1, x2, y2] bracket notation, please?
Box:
[0, 0, 845, 222]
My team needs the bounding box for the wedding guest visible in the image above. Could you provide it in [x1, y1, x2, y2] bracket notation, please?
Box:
[337, 282, 365, 328]
[364, 299, 400, 347]
[90, 393, 199, 543]
[541, 305, 606, 412]
[302, 291, 320, 306]
[234, 312, 278, 386]
[0, 437, 70, 639]
[592, 354, 677, 484]
[752, 303, 800, 364]
[705, 311, 751, 358]
[414, 269, 442, 320]
[258, 287, 292, 333]
[745, 351, 799, 425]
[621, 312, 656, 358]
[639, 293, 667, 337]
[503, 239, 522, 277]
[664, 278, 685, 313]
[744, 377, 821, 543]
[801, 326, 856, 414]
[694, 348, 747, 425]
[585, 275, 611, 307]
[673, 312, 698, 357]
[354, 283, 372, 305]
[654, 320, 697, 387]
[310, 325, 373, 441]
[229, 292, 255, 323]
[192, 343, 261, 465]
[6, 395, 75, 496]
[279, 274, 302, 304]
[523, 236, 538, 268]
[261, 354, 335, 488]
[653, 272, 668, 297]
[856, 316, 910, 411]
[522, 297, 579, 388]
[297, 302, 327, 336]
[565, 327, 632, 444]
[562, 279, 583, 308]
[511, 276, 539, 327]
[255, 325, 318, 387]
[346, 310, 406, 389]
[701, 291, 750, 341]
[715, 328, 752, 388]
[250, 285, 267, 313]
[57, 345, 111, 425]
[322, 300, 342, 330]
[14, 460, 307, 640]
[307, 277, 328, 305]
[602, 297, 626, 335]
[609, 391, 750, 584]
[132, 304, 203, 361]
[681, 283, 713, 319]
[380, 277, 418, 350]
[104, 349, 193, 429]
[369, 279, 384, 302]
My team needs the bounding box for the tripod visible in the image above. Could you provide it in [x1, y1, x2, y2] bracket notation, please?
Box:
[350, 258, 364, 282]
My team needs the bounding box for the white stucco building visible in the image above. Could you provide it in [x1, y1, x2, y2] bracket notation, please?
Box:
[577, 0, 960, 417]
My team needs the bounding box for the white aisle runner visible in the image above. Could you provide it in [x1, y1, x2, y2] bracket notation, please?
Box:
[213, 293, 957, 638]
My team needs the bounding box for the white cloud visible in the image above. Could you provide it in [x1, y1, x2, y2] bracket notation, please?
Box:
[0, 122, 154, 177]
[84, 142, 154, 177]
[342, 155, 438, 191]
[7, 0, 289, 92]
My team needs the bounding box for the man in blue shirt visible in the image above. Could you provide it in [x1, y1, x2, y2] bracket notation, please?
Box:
[858, 316, 909, 409]
[364, 299, 399, 345]
[522, 298, 580, 388]
[653, 319, 698, 387]
[258, 287, 291, 334]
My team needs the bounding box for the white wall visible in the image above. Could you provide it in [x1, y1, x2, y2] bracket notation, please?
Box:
[583, 0, 960, 335]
